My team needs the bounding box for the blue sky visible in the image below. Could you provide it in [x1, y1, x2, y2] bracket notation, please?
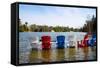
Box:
[19, 4, 96, 28]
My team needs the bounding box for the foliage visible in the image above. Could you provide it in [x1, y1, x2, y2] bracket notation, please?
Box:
[80, 15, 97, 32]
[19, 15, 96, 32]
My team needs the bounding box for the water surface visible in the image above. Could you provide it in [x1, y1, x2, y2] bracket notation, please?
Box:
[19, 32, 96, 64]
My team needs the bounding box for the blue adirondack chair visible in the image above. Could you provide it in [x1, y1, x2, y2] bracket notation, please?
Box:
[88, 34, 96, 47]
[56, 35, 65, 48]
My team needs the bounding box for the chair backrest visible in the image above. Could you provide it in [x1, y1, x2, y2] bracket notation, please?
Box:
[57, 35, 65, 43]
[41, 36, 51, 43]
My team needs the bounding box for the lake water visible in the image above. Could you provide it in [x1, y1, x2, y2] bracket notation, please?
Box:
[19, 32, 96, 64]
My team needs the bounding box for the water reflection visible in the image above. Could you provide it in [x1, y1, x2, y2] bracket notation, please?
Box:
[29, 49, 42, 63]
[67, 48, 76, 61]
[82, 47, 89, 60]
[41, 49, 51, 62]
[56, 48, 65, 61]
[19, 42, 96, 64]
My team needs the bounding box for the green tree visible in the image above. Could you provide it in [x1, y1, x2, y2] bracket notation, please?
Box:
[30, 24, 37, 31]
[80, 15, 97, 32]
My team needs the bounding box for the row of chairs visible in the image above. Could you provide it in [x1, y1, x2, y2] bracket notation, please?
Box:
[31, 33, 96, 49]
[42, 35, 65, 49]
[77, 33, 96, 48]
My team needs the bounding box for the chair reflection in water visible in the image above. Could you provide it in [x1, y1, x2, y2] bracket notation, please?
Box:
[82, 47, 89, 60]
[67, 48, 76, 61]
[29, 49, 41, 63]
[56, 49, 65, 61]
[41, 49, 51, 62]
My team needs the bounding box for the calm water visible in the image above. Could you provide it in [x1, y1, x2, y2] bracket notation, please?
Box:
[19, 32, 96, 64]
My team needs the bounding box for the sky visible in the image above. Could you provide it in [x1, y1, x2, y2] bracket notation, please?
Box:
[19, 4, 96, 28]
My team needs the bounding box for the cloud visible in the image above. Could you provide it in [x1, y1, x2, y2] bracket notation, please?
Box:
[19, 4, 96, 28]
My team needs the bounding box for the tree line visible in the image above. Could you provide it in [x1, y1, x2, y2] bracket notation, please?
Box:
[19, 15, 97, 32]
[80, 15, 97, 33]
[19, 21, 80, 32]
